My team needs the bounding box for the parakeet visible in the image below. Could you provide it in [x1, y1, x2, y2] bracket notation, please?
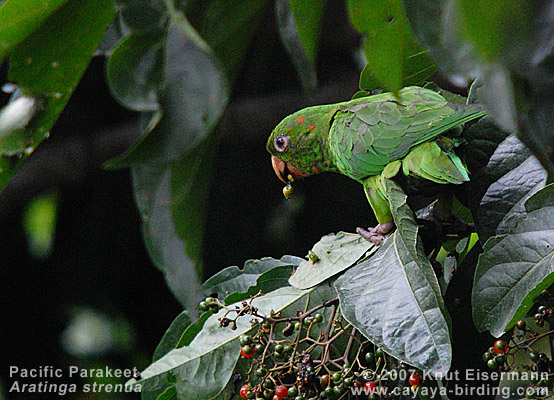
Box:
[266, 86, 486, 244]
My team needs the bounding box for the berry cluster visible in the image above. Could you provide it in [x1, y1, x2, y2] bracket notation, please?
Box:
[202, 294, 423, 399]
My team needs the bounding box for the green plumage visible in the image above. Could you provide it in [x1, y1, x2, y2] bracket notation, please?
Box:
[267, 86, 486, 229]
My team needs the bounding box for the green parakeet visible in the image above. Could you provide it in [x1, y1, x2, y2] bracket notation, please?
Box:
[266, 86, 486, 244]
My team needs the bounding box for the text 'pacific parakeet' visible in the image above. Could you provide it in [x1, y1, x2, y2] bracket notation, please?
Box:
[266, 86, 486, 244]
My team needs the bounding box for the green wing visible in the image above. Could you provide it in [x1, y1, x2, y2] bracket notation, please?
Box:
[328, 86, 486, 180]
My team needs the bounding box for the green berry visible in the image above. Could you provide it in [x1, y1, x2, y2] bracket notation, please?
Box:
[274, 344, 285, 353]
[288, 386, 299, 397]
[294, 396, 306, 400]
[332, 373, 342, 383]
[198, 301, 209, 311]
[365, 352, 375, 364]
[255, 343, 264, 353]
[487, 359, 498, 369]
[496, 354, 506, 364]
[239, 335, 253, 346]
[263, 379, 275, 389]
[313, 313, 323, 323]
[332, 386, 343, 397]
[294, 322, 301, 330]
[343, 377, 353, 387]
[516, 319, 527, 330]
[255, 367, 268, 377]
[205, 297, 215, 304]
[323, 386, 334, 398]
[529, 351, 539, 361]
[538, 305, 547, 313]
[375, 348, 384, 357]
[483, 351, 492, 362]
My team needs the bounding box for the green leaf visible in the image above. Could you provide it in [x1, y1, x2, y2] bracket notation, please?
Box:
[0, 0, 70, 63]
[275, 0, 325, 91]
[289, 232, 376, 290]
[106, 30, 164, 111]
[127, 286, 308, 399]
[458, 0, 531, 63]
[22, 190, 58, 259]
[152, 311, 191, 362]
[131, 163, 204, 312]
[349, 0, 435, 92]
[335, 180, 451, 376]
[224, 264, 295, 304]
[203, 256, 303, 299]
[0, 0, 115, 183]
[110, 24, 228, 166]
[473, 184, 554, 337]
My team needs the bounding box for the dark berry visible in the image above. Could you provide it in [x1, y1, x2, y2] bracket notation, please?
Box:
[283, 322, 294, 337]
[538, 305, 547, 313]
[516, 320, 527, 330]
[529, 351, 539, 361]
[496, 354, 505, 364]
[319, 374, 330, 388]
[263, 379, 275, 389]
[288, 386, 299, 397]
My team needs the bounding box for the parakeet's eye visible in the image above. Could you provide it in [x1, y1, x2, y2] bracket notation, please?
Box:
[274, 135, 290, 152]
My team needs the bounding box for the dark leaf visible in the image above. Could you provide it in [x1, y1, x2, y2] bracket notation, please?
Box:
[275, 0, 323, 91]
[473, 184, 554, 337]
[131, 164, 203, 312]
[116, 0, 166, 32]
[106, 30, 164, 111]
[152, 311, 191, 362]
[335, 180, 451, 376]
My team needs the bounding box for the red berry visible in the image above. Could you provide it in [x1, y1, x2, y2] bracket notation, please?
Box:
[241, 345, 254, 358]
[275, 385, 288, 398]
[239, 385, 251, 399]
[408, 374, 421, 387]
[494, 339, 508, 354]
[364, 381, 377, 393]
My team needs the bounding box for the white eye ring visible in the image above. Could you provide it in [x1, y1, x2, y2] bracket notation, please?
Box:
[274, 135, 290, 152]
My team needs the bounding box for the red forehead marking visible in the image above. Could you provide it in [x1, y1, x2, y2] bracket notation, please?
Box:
[298, 116, 304, 125]
[313, 167, 319, 172]
[309, 124, 314, 132]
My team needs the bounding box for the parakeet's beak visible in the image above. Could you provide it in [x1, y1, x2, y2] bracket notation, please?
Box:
[271, 155, 310, 183]
[271, 156, 288, 183]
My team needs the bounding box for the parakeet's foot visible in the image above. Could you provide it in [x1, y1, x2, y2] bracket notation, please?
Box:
[356, 222, 395, 245]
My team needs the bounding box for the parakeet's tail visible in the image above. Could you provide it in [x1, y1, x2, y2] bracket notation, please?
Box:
[401, 141, 469, 184]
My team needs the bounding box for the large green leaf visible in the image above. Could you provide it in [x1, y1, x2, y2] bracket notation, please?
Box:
[348, 0, 435, 92]
[473, 184, 554, 337]
[0, 0, 115, 186]
[127, 286, 308, 399]
[203, 256, 303, 299]
[0, 0, 70, 63]
[289, 232, 376, 290]
[335, 180, 451, 376]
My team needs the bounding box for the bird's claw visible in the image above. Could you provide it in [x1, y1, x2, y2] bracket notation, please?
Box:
[356, 222, 395, 245]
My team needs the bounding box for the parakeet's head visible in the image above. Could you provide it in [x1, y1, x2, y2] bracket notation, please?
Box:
[267, 104, 338, 184]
